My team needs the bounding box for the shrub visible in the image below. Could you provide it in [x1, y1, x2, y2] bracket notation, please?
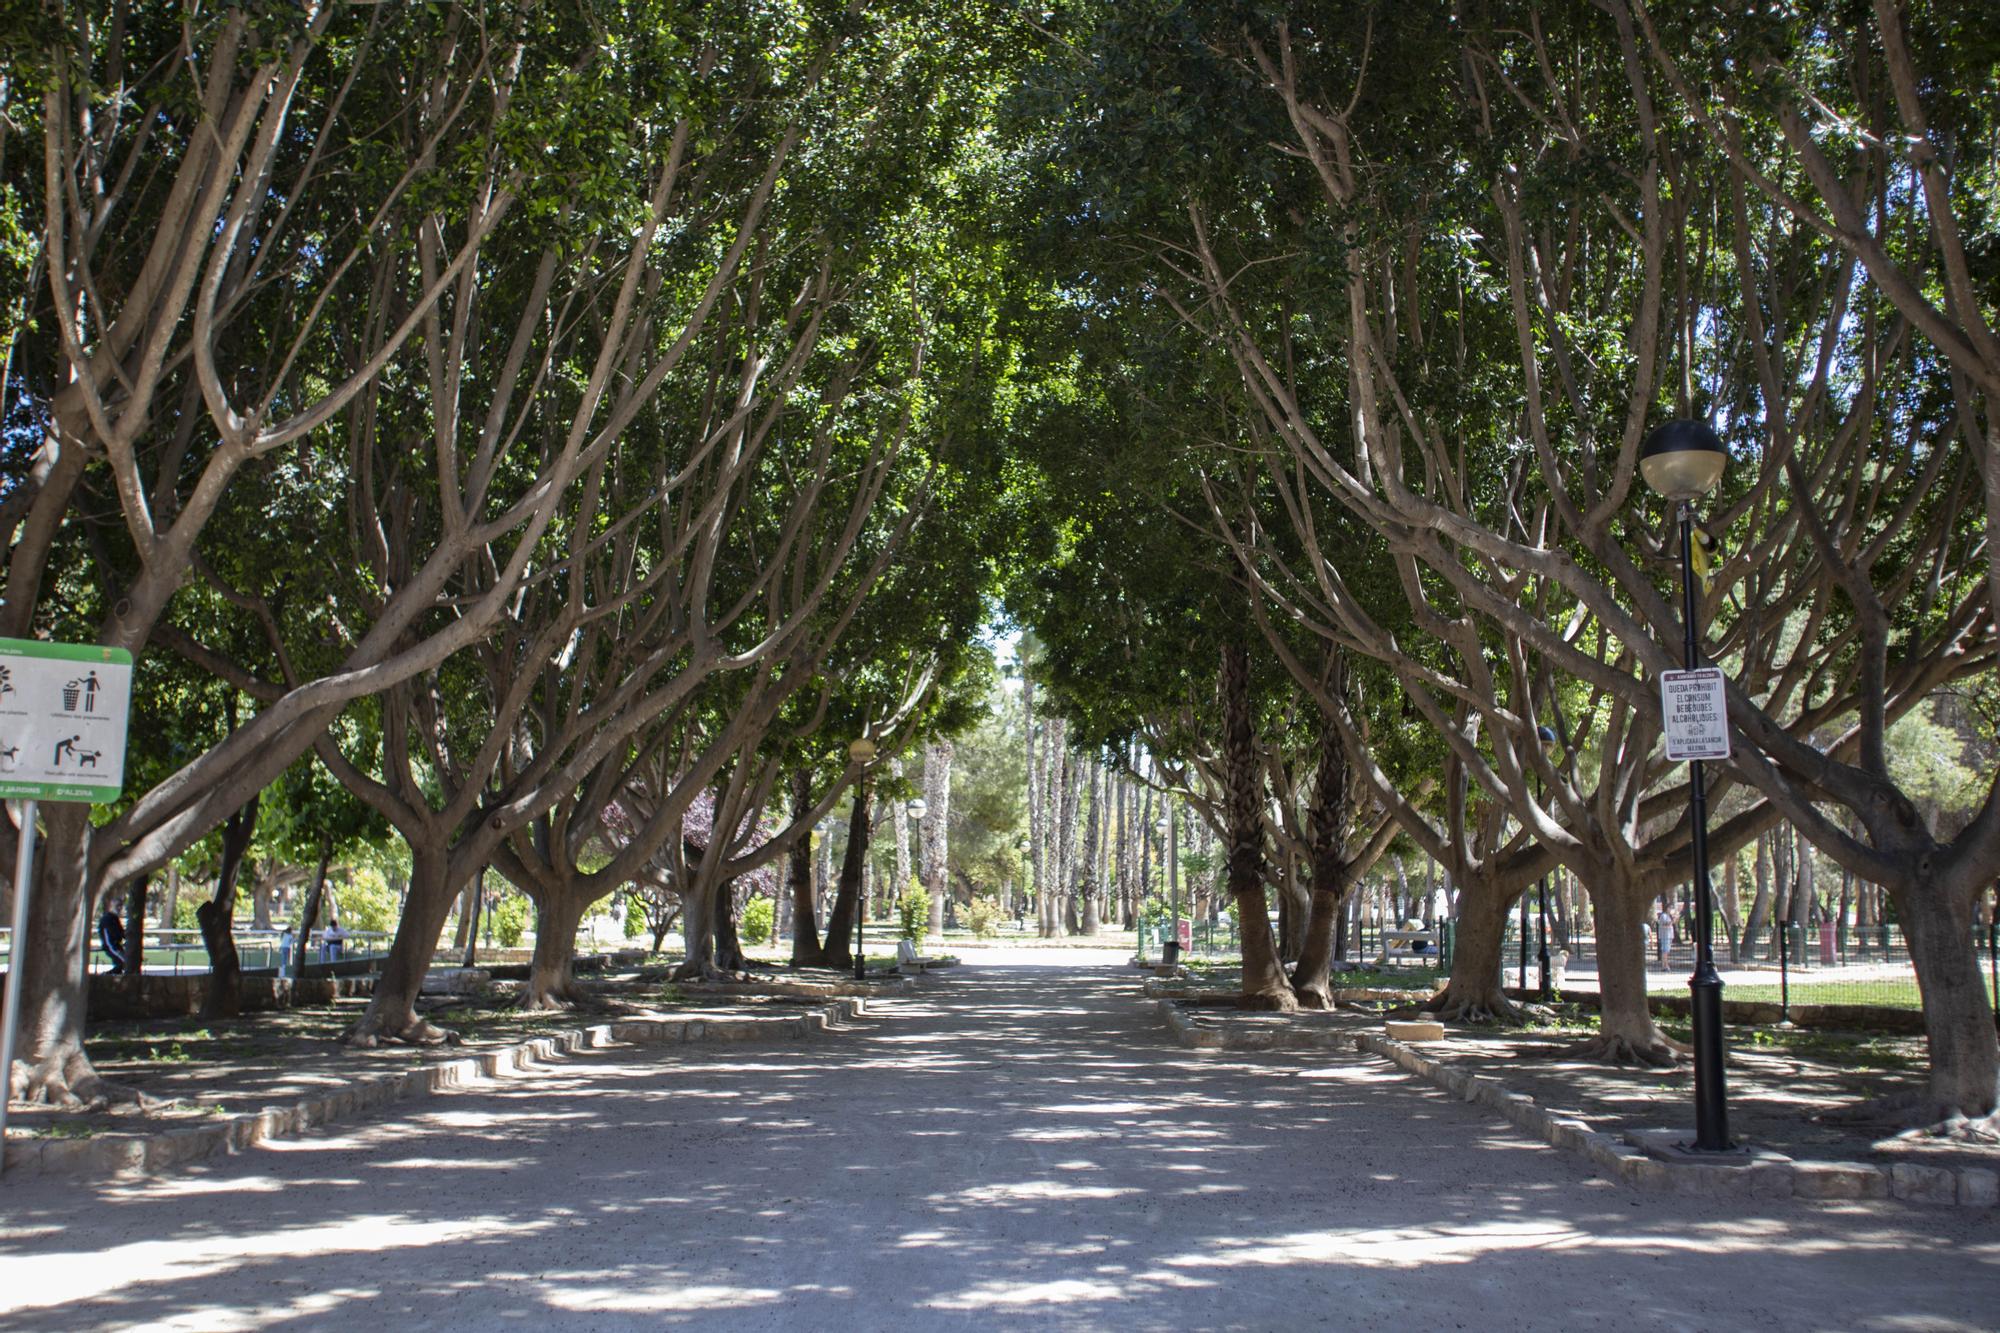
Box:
[493, 895, 532, 948]
[964, 895, 1003, 939]
[740, 896, 775, 946]
[623, 894, 646, 939]
[897, 881, 929, 948]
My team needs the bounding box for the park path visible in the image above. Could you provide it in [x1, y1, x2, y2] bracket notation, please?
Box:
[1, 950, 1994, 1331]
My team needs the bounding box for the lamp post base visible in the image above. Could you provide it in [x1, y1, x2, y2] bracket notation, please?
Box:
[1689, 961, 1732, 1151]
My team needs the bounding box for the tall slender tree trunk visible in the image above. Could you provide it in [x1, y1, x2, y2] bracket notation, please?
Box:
[199, 796, 261, 1020]
[1743, 832, 1774, 959]
[821, 782, 871, 970]
[1221, 643, 1293, 1011]
[122, 874, 149, 981]
[891, 757, 912, 903]
[789, 773, 826, 967]
[293, 834, 334, 978]
[1291, 705, 1354, 1008]
[922, 741, 953, 935]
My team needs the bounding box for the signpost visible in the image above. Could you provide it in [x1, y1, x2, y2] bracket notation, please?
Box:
[0, 639, 133, 1179]
[1660, 667, 1730, 762]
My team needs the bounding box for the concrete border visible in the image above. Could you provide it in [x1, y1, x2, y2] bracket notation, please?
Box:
[1153, 998, 1994, 1209]
[4, 997, 867, 1184]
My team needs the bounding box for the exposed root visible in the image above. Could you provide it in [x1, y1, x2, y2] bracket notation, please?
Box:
[9, 1049, 154, 1111]
[341, 1015, 463, 1049]
[1563, 1030, 1683, 1069]
[512, 981, 606, 1013]
[1421, 987, 1525, 1027]
[670, 959, 745, 984]
[1291, 981, 1335, 1011]
[1238, 984, 1299, 1014]
[1828, 1094, 2000, 1142]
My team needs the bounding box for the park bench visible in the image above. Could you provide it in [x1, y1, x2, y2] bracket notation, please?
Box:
[1373, 929, 1438, 968]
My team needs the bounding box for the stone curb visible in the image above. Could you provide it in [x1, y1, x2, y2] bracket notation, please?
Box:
[4, 997, 867, 1184]
[1153, 997, 1992, 1210]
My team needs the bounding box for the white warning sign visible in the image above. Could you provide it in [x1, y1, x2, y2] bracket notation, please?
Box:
[1661, 667, 1730, 762]
[0, 638, 134, 803]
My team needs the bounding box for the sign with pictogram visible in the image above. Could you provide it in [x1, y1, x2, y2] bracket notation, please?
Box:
[1660, 666, 1730, 762]
[0, 638, 134, 803]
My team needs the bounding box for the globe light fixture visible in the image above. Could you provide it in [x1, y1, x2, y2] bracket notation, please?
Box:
[906, 797, 927, 821]
[847, 737, 877, 765]
[1639, 419, 1727, 502]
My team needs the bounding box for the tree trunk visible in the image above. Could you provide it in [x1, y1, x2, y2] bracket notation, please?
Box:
[788, 773, 826, 967]
[714, 884, 748, 972]
[199, 796, 261, 1020]
[677, 873, 720, 978]
[6, 805, 113, 1105]
[1899, 878, 2000, 1120]
[161, 862, 180, 932]
[453, 882, 477, 951]
[1222, 643, 1293, 1011]
[1721, 853, 1743, 964]
[251, 874, 274, 931]
[1742, 832, 1774, 959]
[122, 874, 149, 980]
[1425, 876, 1520, 1023]
[293, 834, 334, 977]
[820, 782, 871, 970]
[345, 844, 462, 1046]
[1577, 869, 1677, 1066]
[523, 886, 590, 1009]
[1291, 705, 1354, 1008]
[890, 757, 912, 907]
[922, 740, 953, 935]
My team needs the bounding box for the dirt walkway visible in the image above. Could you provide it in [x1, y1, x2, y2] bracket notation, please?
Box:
[1, 951, 1994, 1331]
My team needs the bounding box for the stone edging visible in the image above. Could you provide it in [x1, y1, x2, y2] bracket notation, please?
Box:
[1153, 998, 1995, 1209]
[4, 997, 868, 1185]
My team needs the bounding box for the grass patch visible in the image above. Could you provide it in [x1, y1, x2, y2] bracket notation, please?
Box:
[1651, 978, 1927, 1010]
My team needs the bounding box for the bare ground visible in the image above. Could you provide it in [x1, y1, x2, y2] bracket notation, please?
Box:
[0, 950, 1993, 1332]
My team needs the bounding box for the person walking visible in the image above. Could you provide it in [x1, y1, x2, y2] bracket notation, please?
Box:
[1653, 904, 1674, 970]
[98, 908, 127, 975]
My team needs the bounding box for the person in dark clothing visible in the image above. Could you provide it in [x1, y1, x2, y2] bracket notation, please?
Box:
[99, 908, 127, 974]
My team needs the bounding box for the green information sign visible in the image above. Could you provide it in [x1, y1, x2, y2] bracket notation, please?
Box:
[0, 638, 134, 803]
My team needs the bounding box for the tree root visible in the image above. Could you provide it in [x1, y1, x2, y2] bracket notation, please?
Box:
[1562, 1030, 1684, 1069]
[1827, 1093, 2000, 1141]
[8, 1049, 156, 1111]
[1291, 981, 1335, 1011]
[1238, 984, 1299, 1013]
[341, 1015, 463, 1049]
[1420, 987, 1525, 1026]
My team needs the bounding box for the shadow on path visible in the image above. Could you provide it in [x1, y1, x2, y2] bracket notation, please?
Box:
[1, 957, 1995, 1331]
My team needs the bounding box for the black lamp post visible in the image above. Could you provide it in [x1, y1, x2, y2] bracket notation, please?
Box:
[848, 738, 878, 981]
[1535, 724, 1558, 1002]
[1641, 419, 1732, 1152]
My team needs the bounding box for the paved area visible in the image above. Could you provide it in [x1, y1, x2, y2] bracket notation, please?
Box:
[2, 949, 1995, 1330]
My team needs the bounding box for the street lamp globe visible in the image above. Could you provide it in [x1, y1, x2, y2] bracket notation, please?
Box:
[1639, 420, 1727, 501]
[1537, 724, 1559, 753]
[906, 797, 927, 820]
[847, 737, 877, 765]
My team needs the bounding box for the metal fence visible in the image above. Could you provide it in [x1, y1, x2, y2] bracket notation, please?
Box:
[1494, 915, 2000, 1014]
[0, 927, 391, 977]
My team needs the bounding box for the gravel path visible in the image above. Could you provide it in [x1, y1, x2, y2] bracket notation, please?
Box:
[2, 950, 1994, 1331]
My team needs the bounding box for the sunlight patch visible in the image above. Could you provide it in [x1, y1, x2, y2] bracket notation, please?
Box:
[927, 1278, 1127, 1310]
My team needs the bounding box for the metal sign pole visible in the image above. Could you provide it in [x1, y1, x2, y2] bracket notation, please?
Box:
[0, 799, 39, 1178]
